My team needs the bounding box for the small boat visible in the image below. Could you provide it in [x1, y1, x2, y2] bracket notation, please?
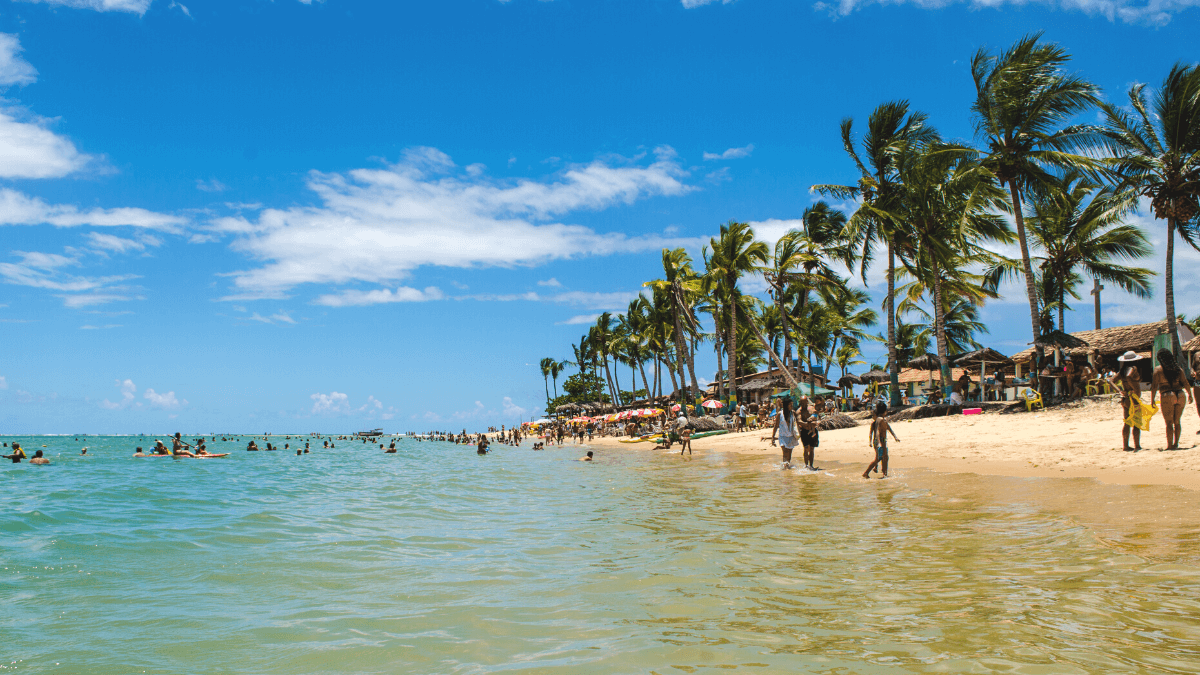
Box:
[355, 428, 384, 438]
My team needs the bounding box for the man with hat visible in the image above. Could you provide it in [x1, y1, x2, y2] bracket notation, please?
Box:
[1109, 351, 1145, 452]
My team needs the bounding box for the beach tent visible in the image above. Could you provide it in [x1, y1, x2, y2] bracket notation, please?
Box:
[953, 348, 1013, 401]
[532, 418, 551, 425]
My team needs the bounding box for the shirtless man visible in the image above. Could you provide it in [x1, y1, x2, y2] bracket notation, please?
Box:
[1150, 348, 1193, 450]
[580, 451, 593, 461]
[1110, 351, 1144, 452]
[678, 426, 693, 456]
[30, 450, 49, 465]
[864, 402, 899, 478]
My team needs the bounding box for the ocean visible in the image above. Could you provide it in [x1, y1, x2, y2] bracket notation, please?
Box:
[4, 434, 1200, 673]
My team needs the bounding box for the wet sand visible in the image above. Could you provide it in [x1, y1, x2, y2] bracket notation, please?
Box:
[589, 394, 1200, 490]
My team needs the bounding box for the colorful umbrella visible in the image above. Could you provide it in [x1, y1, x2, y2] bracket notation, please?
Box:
[701, 400, 724, 409]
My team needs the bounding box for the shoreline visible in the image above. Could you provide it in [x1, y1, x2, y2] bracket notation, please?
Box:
[586, 395, 1200, 490]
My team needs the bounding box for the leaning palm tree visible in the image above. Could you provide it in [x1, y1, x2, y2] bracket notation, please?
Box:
[644, 248, 702, 405]
[1026, 171, 1154, 332]
[706, 221, 770, 400]
[970, 32, 1103, 368]
[1100, 62, 1200, 357]
[814, 100, 937, 407]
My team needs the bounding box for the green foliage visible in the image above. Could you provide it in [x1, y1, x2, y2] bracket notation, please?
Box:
[546, 372, 610, 412]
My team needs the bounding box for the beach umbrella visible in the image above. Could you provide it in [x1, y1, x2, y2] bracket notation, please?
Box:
[905, 353, 943, 397]
[837, 374, 861, 388]
[860, 369, 891, 383]
[770, 383, 837, 399]
[701, 399, 724, 409]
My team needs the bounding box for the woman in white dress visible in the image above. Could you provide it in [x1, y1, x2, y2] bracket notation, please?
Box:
[771, 396, 799, 469]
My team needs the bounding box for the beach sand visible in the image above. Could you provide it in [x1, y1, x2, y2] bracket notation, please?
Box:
[589, 394, 1200, 490]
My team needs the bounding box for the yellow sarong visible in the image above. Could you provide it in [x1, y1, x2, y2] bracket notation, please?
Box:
[1124, 398, 1159, 431]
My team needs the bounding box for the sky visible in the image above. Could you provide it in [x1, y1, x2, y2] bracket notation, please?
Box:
[0, 0, 1197, 434]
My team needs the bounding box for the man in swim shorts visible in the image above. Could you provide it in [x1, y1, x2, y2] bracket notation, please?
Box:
[30, 450, 49, 465]
[865, 402, 899, 478]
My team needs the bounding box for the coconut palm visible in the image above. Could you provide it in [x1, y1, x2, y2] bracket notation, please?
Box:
[1100, 62, 1200, 357]
[645, 248, 703, 405]
[539, 357, 554, 405]
[813, 100, 937, 408]
[970, 32, 1103, 369]
[891, 142, 1012, 390]
[706, 221, 770, 400]
[1025, 171, 1154, 331]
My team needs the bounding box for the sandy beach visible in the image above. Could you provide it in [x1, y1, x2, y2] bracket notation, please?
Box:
[589, 395, 1200, 490]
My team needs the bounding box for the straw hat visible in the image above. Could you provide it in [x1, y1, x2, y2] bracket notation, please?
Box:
[1118, 351, 1142, 362]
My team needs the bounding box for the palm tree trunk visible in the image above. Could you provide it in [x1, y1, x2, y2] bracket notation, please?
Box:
[638, 361, 651, 402]
[777, 283, 792, 373]
[1166, 217, 1181, 357]
[602, 354, 618, 405]
[887, 243, 900, 408]
[728, 298, 738, 402]
[1058, 276, 1066, 333]
[544, 376, 550, 405]
[825, 336, 839, 381]
[612, 358, 622, 404]
[932, 264, 951, 396]
[715, 334, 726, 401]
[685, 334, 700, 399]
[744, 311, 801, 389]
[670, 285, 689, 405]
[666, 351, 679, 399]
[1008, 182, 1045, 386]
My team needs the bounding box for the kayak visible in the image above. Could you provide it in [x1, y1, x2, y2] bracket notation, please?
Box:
[690, 430, 729, 440]
[619, 435, 663, 444]
[195, 453, 230, 458]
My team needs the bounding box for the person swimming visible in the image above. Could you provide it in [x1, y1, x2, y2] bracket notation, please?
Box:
[580, 451, 593, 461]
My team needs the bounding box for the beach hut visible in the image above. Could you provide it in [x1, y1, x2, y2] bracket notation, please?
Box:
[1011, 320, 1196, 382]
[953, 348, 1013, 401]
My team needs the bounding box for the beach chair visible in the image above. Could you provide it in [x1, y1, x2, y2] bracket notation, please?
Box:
[1021, 388, 1044, 412]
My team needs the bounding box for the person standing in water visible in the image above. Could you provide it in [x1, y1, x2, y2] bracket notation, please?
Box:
[864, 402, 899, 478]
[770, 396, 798, 469]
[1151, 348, 1193, 450]
[1110, 351, 1145, 452]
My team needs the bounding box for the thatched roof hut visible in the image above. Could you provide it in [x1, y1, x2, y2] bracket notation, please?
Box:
[1011, 320, 1197, 364]
[1185, 334, 1200, 352]
[737, 377, 784, 392]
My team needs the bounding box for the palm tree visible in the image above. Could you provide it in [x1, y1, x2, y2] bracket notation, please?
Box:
[592, 314, 620, 404]
[1100, 62, 1200, 357]
[970, 32, 1103, 370]
[892, 142, 1012, 390]
[550, 359, 570, 400]
[706, 221, 769, 399]
[1026, 171, 1154, 331]
[814, 100, 937, 408]
[539, 357, 554, 405]
[644, 248, 702, 405]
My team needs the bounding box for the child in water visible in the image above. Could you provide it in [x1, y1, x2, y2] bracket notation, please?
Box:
[864, 402, 899, 479]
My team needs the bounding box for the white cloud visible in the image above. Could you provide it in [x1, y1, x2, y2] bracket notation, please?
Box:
[461, 289, 644, 310]
[812, 0, 1200, 25]
[682, 0, 735, 6]
[502, 396, 527, 420]
[0, 110, 93, 179]
[61, 293, 136, 308]
[702, 144, 754, 161]
[24, 0, 153, 13]
[0, 375, 7, 389]
[196, 178, 226, 192]
[100, 379, 137, 409]
[86, 232, 161, 254]
[212, 145, 695, 300]
[0, 34, 37, 87]
[144, 387, 185, 409]
[168, 1, 191, 17]
[0, 189, 186, 230]
[557, 313, 602, 325]
[536, 277, 563, 287]
[0, 250, 138, 296]
[246, 311, 297, 324]
[80, 324, 121, 329]
[311, 391, 350, 415]
[312, 286, 444, 307]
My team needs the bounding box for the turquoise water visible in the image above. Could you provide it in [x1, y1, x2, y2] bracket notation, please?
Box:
[4, 435, 1200, 674]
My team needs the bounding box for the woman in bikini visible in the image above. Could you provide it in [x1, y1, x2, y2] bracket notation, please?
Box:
[1151, 348, 1193, 450]
[1109, 351, 1144, 452]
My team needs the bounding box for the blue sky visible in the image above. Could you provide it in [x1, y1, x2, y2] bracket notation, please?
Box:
[0, 0, 1197, 433]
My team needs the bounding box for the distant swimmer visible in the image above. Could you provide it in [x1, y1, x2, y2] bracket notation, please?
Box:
[30, 450, 49, 465]
[477, 435, 490, 455]
[81, 447, 88, 455]
[133, 446, 147, 457]
[153, 441, 170, 455]
[580, 451, 593, 462]
[247, 440, 260, 451]
[4, 442, 27, 463]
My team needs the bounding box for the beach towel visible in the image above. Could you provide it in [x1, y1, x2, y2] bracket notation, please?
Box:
[1124, 398, 1159, 431]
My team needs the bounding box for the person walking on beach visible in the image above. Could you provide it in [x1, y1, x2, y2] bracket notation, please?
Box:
[864, 402, 899, 479]
[770, 396, 798, 469]
[1151, 348, 1193, 450]
[1110, 351, 1145, 452]
[797, 397, 819, 470]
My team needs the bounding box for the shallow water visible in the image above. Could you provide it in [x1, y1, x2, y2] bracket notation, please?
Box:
[4, 435, 1200, 674]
